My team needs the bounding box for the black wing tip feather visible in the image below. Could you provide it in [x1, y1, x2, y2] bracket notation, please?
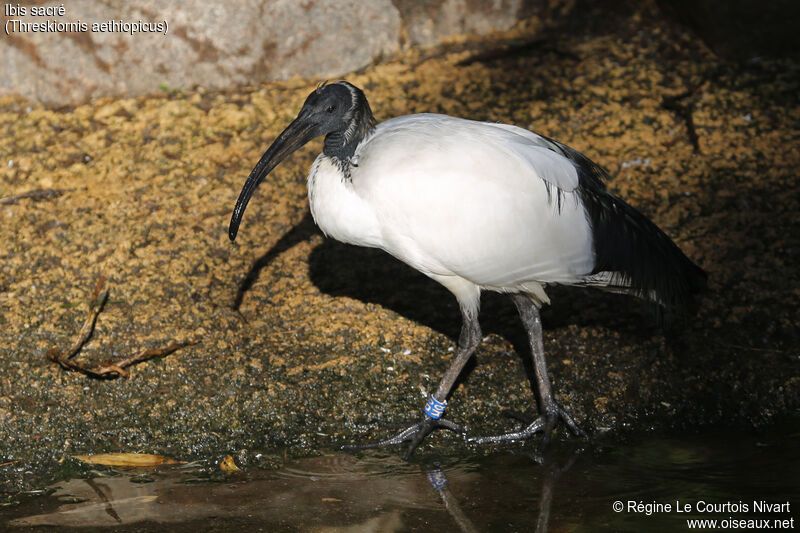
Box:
[550, 139, 707, 315]
[592, 194, 706, 310]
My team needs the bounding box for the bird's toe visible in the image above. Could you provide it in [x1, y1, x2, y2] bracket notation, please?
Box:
[343, 417, 465, 459]
[467, 402, 584, 445]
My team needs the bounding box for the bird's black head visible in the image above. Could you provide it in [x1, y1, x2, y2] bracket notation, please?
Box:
[228, 81, 374, 241]
[304, 81, 375, 160]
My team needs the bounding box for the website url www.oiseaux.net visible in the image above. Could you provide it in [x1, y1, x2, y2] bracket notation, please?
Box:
[687, 518, 795, 529]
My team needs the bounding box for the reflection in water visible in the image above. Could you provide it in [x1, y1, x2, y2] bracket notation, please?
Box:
[426, 448, 582, 533]
[427, 467, 480, 533]
[6, 449, 577, 531]
[8, 453, 466, 530]
[5, 427, 799, 532]
[531, 449, 581, 533]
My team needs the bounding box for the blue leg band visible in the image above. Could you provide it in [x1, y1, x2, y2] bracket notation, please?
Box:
[426, 468, 448, 491]
[423, 395, 447, 420]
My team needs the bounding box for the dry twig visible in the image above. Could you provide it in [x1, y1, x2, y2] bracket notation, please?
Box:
[47, 275, 199, 379]
[47, 276, 108, 369]
[86, 341, 199, 379]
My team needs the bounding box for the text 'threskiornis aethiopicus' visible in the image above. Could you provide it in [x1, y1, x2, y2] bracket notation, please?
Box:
[229, 81, 707, 459]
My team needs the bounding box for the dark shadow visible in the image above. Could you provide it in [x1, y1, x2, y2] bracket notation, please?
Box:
[307, 237, 658, 393]
[232, 208, 665, 395]
[231, 207, 659, 400]
[232, 212, 319, 311]
[657, 0, 800, 60]
[308, 238, 654, 338]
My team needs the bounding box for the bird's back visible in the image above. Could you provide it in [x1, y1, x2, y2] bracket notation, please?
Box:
[349, 114, 705, 309]
[352, 114, 596, 290]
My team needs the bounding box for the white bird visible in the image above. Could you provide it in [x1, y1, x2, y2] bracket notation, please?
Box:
[229, 81, 706, 458]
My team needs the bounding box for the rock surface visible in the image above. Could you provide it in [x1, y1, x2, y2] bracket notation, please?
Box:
[1, 0, 542, 105]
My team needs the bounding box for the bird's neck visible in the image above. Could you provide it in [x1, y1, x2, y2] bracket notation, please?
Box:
[323, 95, 376, 162]
[323, 130, 361, 161]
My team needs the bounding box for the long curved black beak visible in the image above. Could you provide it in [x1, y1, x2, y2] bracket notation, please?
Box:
[229, 112, 318, 241]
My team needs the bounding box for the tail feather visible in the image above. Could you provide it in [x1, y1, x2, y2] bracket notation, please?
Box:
[548, 138, 707, 311]
[580, 190, 707, 310]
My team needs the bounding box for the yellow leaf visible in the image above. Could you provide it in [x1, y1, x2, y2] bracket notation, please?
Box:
[219, 455, 241, 474]
[72, 453, 182, 467]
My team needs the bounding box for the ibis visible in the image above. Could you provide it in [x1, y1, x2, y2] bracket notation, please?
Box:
[229, 81, 706, 458]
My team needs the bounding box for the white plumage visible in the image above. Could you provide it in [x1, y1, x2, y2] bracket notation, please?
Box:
[229, 81, 706, 458]
[310, 113, 594, 311]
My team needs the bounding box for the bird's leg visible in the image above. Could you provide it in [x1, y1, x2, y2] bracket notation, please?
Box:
[345, 309, 482, 459]
[469, 294, 584, 445]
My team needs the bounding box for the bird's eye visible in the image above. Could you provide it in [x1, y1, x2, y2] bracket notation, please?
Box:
[326, 104, 336, 113]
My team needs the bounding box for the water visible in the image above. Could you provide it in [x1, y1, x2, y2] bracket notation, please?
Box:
[3, 424, 798, 532]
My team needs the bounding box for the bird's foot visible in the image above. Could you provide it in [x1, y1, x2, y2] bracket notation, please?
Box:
[468, 402, 585, 445]
[343, 417, 465, 460]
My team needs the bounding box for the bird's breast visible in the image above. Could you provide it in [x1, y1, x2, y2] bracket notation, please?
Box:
[307, 155, 382, 248]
